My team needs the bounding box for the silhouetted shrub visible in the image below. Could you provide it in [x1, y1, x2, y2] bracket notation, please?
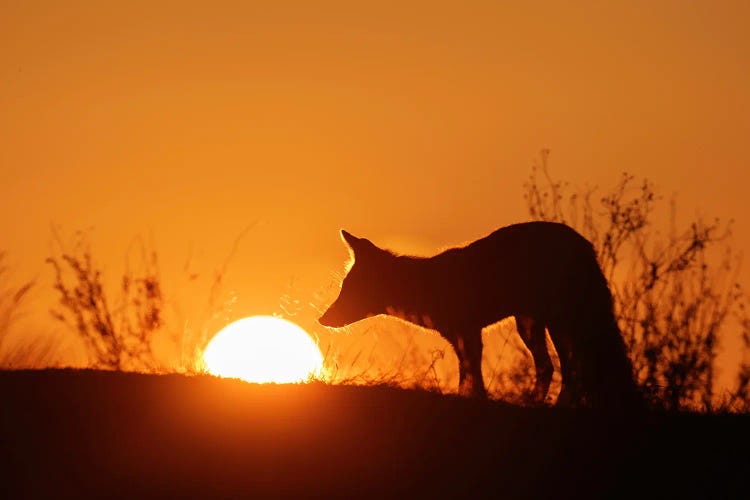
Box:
[524, 149, 750, 411]
[47, 232, 161, 371]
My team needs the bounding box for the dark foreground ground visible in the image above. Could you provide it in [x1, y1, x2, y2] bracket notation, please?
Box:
[0, 369, 748, 499]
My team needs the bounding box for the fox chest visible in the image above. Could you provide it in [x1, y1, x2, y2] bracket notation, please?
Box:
[384, 305, 437, 330]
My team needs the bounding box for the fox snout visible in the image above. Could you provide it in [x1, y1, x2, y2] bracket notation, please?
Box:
[319, 298, 374, 328]
[318, 308, 344, 328]
[318, 305, 346, 328]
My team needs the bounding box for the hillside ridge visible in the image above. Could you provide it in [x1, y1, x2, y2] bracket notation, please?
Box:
[1, 369, 747, 498]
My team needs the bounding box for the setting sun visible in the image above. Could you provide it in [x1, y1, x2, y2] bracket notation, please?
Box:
[203, 316, 324, 384]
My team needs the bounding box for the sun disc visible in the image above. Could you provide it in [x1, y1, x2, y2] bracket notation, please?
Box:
[203, 316, 324, 383]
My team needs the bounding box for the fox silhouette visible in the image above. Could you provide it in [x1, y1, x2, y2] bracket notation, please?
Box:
[319, 221, 641, 409]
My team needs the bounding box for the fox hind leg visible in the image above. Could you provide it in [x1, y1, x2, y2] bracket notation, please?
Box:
[547, 323, 584, 407]
[515, 315, 554, 404]
[453, 333, 487, 399]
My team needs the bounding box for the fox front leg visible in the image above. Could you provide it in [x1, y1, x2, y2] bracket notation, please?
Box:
[454, 334, 487, 399]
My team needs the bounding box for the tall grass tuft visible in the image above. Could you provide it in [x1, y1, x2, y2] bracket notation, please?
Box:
[0, 251, 58, 367]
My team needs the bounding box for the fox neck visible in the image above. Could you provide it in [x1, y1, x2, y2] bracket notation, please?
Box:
[381, 255, 438, 330]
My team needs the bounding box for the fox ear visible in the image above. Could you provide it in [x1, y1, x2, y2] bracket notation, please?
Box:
[340, 229, 376, 254]
[340, 229, 359, 248]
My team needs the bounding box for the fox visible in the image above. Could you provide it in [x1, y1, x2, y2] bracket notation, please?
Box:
[319, 221, 642, 409]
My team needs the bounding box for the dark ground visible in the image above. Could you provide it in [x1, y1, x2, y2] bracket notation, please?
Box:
[0, 369, 748, 499]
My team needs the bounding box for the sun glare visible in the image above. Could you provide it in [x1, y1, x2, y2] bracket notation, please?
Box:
[203, 316, 324, 383]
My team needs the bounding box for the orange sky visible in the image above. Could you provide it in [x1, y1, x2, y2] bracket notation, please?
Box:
[2, 1, 749, 389]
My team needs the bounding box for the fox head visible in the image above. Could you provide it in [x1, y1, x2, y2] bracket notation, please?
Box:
[318, 230, 394, 328]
